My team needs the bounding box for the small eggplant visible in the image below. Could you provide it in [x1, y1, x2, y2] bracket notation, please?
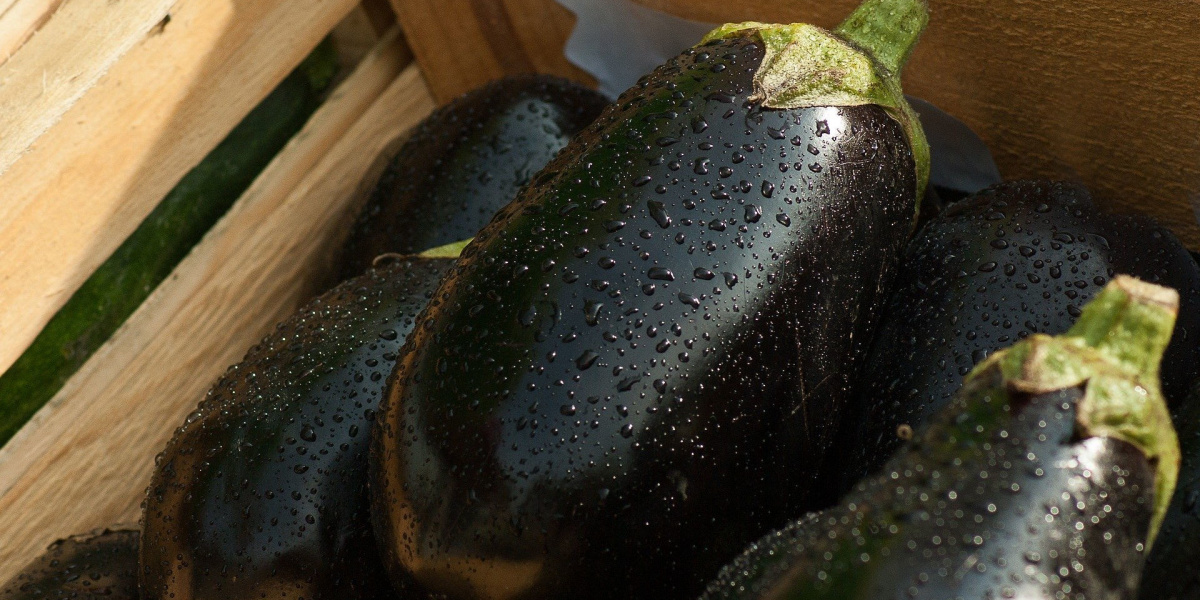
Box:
[1140, 378, 1200, 600]
[140, 252, 456, 600]
[371, 0, 931, 598]
[1, 528, 138, 600]
[703, 277, 1181, 600]
[837, 180, 1200, 489]
[337, 75, 608, 278]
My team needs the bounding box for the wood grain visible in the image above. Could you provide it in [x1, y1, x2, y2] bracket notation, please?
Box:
[389, 0, 594, 103]
[0, 35, 433, 582]
[0, 0, 65, 65]
[0, 0, 176, 176]
[0, 0, 360, 381]
[633, 0, 1200, 248]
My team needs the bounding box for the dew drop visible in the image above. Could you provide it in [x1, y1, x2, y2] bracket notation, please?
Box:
[648, 267, 675, 281]
[648, 200, 671, 228]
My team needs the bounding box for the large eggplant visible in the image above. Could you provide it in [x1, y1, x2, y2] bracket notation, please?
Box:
[1140, 378, 1200, 600]
[370, 0, 930, 598]
[1, 528, 139, 600]
[337, 75, 608, 278]
[837, 180, 1200, 488]
[703, 277, 1180, 600]
[140, 254, 456, 600]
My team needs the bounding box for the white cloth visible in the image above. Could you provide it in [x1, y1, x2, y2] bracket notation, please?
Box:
[557, 0, 714, 100]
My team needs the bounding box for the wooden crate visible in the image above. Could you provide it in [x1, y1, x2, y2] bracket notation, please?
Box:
[2, 0, 1199, 583]
[0, 0, 440, 578]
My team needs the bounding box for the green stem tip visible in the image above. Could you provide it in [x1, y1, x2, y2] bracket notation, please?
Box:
[417, 237, 472, 259]
[834, 0, 930, 76]
[1066, 274, 1178, 379]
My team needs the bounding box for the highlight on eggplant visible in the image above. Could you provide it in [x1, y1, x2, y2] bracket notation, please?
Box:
[703, 276, 1180, 600]
[0, 528, 138, 600]
[370, 0, 931, 598]
[140, 253, 456, 600]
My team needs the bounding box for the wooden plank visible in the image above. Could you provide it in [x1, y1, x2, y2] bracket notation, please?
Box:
[0, 0, 65, 65]
[0, 35, 433, 582]
[389, 0, 595, 103]
[632, 0, 1200, 248]
[0, 0, 361, 380]
[0, 0, 175, 175]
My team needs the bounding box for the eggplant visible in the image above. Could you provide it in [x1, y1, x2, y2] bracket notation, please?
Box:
[1140, 378, 1200, 600]
[1, 528, 138, 599]
[140, 253, 457, 600]
[337, 75, 608, 279]
[370, 0, 930, 598]
[837, 180, 1200, 489]
[703, 277, 1181, 600]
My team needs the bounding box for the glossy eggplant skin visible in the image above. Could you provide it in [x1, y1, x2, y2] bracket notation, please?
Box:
[141, 257, 452, 600]
[337, 75, 608, 278]
[703, 381, 1157, 600]
[371, 37, 918, 600]
[1, 528, 139, 600]
[837, 181, 1200, 488]
[1140, 379, 1200, 600]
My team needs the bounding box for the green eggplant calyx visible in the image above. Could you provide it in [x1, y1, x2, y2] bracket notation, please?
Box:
[418, 237, 472, 259]
[968, 275, 1180, 549]
[700, 22, 884, 109]
[700, 0, 930, 204]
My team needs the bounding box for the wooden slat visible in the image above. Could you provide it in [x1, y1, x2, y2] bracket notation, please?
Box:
[633, 0, 1200, 248]
[0, 0, 360, 381]
[0, 0, 174, 174]
[0, 33, 433, 582]
[389, 0, 594, 103]
[0, 0, 64, 65]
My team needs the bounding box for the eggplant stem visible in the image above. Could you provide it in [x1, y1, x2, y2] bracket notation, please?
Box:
[1066, 274, 1178, 380]
[834, 0, 929, 74]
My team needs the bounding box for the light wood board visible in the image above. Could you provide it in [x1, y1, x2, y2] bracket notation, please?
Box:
[389, 0, 594, 104]
[0, 0, 64, 65]
[0, 32, 434, 582]
[633, 0, 1200, 248]
[0, 0, 175, 175]
[0, 0, 360, 381]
